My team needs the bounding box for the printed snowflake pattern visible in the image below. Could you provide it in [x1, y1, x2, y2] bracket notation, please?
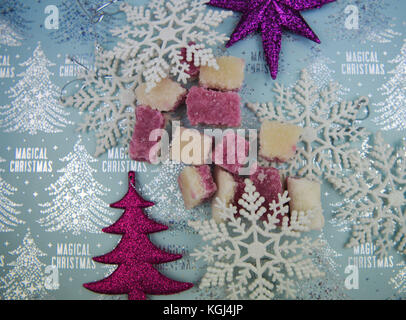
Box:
[389, 263, 406, 296]
[0, 42, 72, 134]
[48, 0, 119, 45]
[109, 0, 232, 92]
[62, 48, 136, 157]
[141, 160, 209, 232]
[0, 156, 23, 232]
[296, 233, 350, 300]
[0, 230, 48, 300]
[38, 138, 115, 235]
[326, 132, 406, 258]
[327, 0, 398, 43]
[247, 69, 368, 181]
[0, 0, 30, 45]
[189, 179, 324, 300]
[0, 16, 23, 46]
[373, 39, 406, 131]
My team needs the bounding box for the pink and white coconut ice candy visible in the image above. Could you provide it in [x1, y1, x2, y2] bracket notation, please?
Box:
[199, 56, 245, 91]
[135, 78, 187, 112]
[211, 166, 238, 223]
[129, 105, 165, 163]
[234, 166, 284, 224]
[186, 87, 241, 127]
[178, 165, 217, 210]
[259, 120, 303, 162]
[212, 131, 250, 175]
[287, 177, 324, 230]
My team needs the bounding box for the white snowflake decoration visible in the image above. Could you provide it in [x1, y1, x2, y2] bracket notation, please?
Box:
[62, 48, 136, 157]
[326, 132, 406, 258]
[188, 179, 324, 300]
[38, 138, 115, 235]
[373, 39, 406, 131]
[247, 69, 368, 181]
[109, 0, 232, 92]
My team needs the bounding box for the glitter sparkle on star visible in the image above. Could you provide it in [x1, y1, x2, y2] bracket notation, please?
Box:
[208, 0, 336, 79]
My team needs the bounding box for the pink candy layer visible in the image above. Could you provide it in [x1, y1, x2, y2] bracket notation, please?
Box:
[186, 87, 241, 127]
[212, 131, 250, 175]
[234, 166, 283, 223]
[129, 105, 165, 163]
[196, 165, 217, 199]
[179, 43, 200, 78]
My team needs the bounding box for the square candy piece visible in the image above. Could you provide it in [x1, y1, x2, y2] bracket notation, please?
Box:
[135, 78, 187, 112]
[233, 167, 284, 224]
[287, 177, 324, 230]
[179, 43, 200, 78]
[170, 126, 213, 165]
[250, 167, 283, 222]
[199, 56, 245, 91]
[129, 105, 165, 163]
[178, 165, 217, 210]
[186, 86, 241, 127]
[211, 166, 238, 223]
[212, 131, 249, 175]
[259, 121, 302, 162]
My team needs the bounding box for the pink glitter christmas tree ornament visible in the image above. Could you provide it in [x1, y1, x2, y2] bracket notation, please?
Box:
[207, 0, 336, 79]
[83, 171, 193, 300]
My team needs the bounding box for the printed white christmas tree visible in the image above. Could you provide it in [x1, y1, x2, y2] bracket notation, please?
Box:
[0, 16, 23, 46]
[373, 39, 406, 131]
[0, 230, 48, 300]
[0, 42, 72, 134]
[0, 156, 24, 232]
[38, 138, 114, 235]
[0, 0, 30, 46]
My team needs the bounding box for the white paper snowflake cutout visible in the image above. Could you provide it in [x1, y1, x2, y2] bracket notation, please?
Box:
[247, 69, 368, 181]
[188, 179, 324, 300]
[62, 48, 137, 157]
[109, 0, 232, 92]
[326, 132, 406, 258]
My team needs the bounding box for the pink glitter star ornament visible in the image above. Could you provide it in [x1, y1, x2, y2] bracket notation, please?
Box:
[83, 171, 193, 300]
[208, 0, 336, 79]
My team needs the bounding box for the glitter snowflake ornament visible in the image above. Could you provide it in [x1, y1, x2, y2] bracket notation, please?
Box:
[247, 69, 368, 181]
[208, 0, 336, 79]
[109, 0, 233, 92]
[326, 132, 406, 258]
[189, 179, 324, 300]
[62, 48, 136, 157]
